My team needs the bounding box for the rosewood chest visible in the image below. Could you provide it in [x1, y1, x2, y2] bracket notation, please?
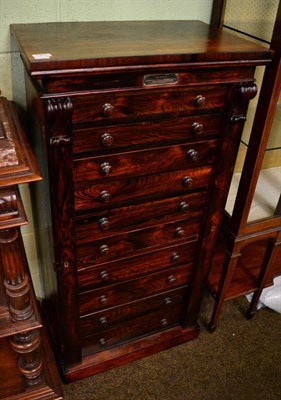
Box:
[10, 20, 273, 382]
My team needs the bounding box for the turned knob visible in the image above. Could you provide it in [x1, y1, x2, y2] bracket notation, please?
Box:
[99, 244, 109, 256]
[175, 227, 185, 238]
[168, 275, 177, 285]
[179, 201, 189, 212]
[102, 103, 115, 117]
[100, 162, 113, 175]
[99, 338, 107, 346]
[186, 149, 199, 162]
[100, 270, 110, 281]
[161, 318, 169, 327]
[164, 297, 172, 305]
[101, 133, 114, 147]
[182, 176, 193, 187]
[192, 122, 204, 135]
[99, 190, 112, 203]
[171, 252, 180, 262]
[194, 95, 206, 108]
[99, 294, 108, 306]
[99, 217, 110, 231]
[99, 317, 108, 327]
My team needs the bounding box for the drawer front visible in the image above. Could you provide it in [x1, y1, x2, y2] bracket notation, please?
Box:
[74, 166, 212, 212]
[73, 114, 222, 155]
[77, 216, 202, 266]
[79, 263, 192, 314]
[80, 286, 188, 339]
[78, 241, 197, 290]
[71, 85, 228, 124]
[76, 191, 206, 242]
[45, 67, 255, 94]
[73, 140, 217, 183]
[81, 298, 185, 354]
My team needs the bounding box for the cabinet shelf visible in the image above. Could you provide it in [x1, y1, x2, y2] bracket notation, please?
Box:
[208, 233, 281, 302]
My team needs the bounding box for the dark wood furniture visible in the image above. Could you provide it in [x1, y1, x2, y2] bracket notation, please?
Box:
[208, 1, 281, 331]
[0, 96, 63, 399]
[10, 20, 273, 382]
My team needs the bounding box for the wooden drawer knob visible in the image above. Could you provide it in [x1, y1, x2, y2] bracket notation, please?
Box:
[168, 275, 177, 285]
[99, 294, 108, 306]
[99, 190, 112, 203]
[99, 217, 110, 231]
[175, 227, 185, 238]
[161, 318, 169, 327]
[99, 338, 107, 346]
[100, 162, 113, 175]
[100, 270, 110, 281]
[194, 95, 206, 108]
[99, 244, 110, 256]
[171, 252, 180, 262]
[164, 297, 173, 305]
[192, 122, 204, 134]
[186, 149, 199, 161]
[101, 133, 114, 147]
[182, 176, 193, 187]
[102, 103, 115, 117]
[99, 317, 108, 327]
[179, 201, 189, 212]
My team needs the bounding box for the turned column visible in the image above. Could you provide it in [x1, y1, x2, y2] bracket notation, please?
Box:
[9, 329, 42, 386]
[0, 226, 43, 386]
[0, 227, 33, 322]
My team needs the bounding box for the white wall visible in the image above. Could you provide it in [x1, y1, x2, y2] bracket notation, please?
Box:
[0, 0, 214, 297]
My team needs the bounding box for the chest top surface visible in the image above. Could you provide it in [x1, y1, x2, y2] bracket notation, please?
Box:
[10, 20, 273, 76]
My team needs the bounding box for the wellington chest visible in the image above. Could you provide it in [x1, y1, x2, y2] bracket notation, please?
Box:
[10, 20, 273, 382]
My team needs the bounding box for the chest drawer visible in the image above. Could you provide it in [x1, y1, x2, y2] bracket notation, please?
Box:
[80, 286, 188, 342]
[74, 166, 212, 212]
[73, 140, 217, 183]
[78, 240, 197, 290]
[81, 297, 185, 355]
[77, 216, 201, 266]
[76, 191, 206, 242]
[79, 263, 192, 315]
[72, 114, 222, 155]
[71, 85, 228, 124]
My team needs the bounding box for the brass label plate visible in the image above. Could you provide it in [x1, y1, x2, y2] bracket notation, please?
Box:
[143, 73, 178, 86]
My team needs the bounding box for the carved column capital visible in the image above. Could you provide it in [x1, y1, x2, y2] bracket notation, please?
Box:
[231, 82, 258, 123]
[235, 82, 258, 101]
[46, 97, 73, 144]
[0, 193, 17, 214]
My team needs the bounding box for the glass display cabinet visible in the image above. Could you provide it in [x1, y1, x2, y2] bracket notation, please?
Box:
[208, 0, 281, 331]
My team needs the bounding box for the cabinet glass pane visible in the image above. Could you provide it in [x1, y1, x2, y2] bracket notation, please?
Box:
[247, 95, 281, 223]
[226, 93, 281, 222]
[223, 0, 280, 223]
[224, 0, 279, 43]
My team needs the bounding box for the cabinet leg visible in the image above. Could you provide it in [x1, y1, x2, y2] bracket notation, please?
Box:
[208, 243, 241, 332]
[247, 232, 281, 319]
